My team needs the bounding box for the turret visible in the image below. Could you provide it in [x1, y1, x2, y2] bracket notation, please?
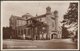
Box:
[46, 6, 51, 14]
[54, 10, 58, 17]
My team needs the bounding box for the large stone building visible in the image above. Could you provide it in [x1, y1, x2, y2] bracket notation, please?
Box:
[9, 6, 62, 40]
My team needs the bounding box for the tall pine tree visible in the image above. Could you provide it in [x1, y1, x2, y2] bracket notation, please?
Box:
[62, 3, 78, 38]
[64, 3, 78, 24]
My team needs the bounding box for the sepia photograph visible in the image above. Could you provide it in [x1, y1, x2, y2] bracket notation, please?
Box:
[1, 1, 79, 50]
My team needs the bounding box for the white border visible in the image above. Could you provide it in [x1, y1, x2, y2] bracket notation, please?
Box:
[1, 1, 3, 50]
[1, 1, 79, 50]
[78, 0, 79, 50]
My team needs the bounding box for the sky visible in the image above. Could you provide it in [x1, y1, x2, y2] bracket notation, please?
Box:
[1, 1, 75, 27]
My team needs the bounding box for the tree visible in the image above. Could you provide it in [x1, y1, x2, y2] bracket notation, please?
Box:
[3, 27, 11, 39]
[62, 24, 70, 38]
[62, 3, 78, 38]
[64, 3, 78, 24]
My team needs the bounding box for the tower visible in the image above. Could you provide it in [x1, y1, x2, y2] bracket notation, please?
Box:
[54, 10, 58, 30]
[46, 7, 59, 39]
[46, 6, 52, 39]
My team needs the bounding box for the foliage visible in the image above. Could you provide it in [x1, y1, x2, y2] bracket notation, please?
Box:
[62, 3, 78, 38]
[64, 3, 78, 24]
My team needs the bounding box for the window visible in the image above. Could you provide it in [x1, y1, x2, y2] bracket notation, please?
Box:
[52, 22, 54, 27]
[24, 29, 26, 34]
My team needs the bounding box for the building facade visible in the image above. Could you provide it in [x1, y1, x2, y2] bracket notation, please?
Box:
[9, 6, 62, 40]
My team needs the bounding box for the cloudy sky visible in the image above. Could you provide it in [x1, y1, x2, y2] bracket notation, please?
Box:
[1, 1, 77, 27]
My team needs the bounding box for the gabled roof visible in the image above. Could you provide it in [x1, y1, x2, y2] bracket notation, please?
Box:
[32, 14, 46, 19]
[26, 14, 46, 21]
